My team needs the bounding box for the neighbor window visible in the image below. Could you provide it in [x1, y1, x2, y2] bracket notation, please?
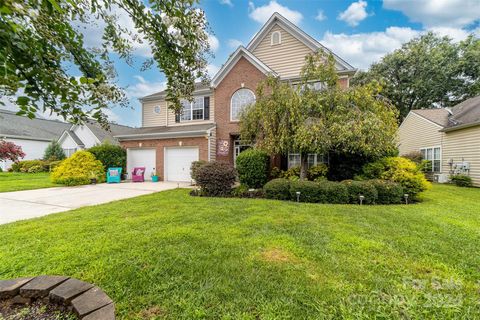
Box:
[288, 153, 328, 169]
[63, 148, 77, 157]
[420, 147, 441, 172]
[271, 31, 281, 45]
[292, 81, 327, 92]
[180, 97, 204, 121]
[231, 89, 255, 121]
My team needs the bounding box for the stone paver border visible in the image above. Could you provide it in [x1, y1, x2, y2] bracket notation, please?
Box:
[0, 275, 114, 319]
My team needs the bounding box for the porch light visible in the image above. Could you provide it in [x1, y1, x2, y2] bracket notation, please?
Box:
[359, 195, 364, 205]
[296, 191, 301, 203]
[404, 194, 409, 204]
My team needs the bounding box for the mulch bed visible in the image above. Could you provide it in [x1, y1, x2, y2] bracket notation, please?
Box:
[0, 299, 77, 320]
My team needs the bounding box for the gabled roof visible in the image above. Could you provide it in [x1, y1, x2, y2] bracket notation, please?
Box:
[412, 109, 451, 127]
[0, 109, 70, 141]
[211, 46, 277, 88]
[246, 12, 356, 73]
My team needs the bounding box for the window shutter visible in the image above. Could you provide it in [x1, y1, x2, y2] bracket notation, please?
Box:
[204, 96, 210, 120]
[175, 111, 180, 123]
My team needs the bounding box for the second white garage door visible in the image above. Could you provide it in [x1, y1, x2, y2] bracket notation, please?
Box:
[127, 148, 156, 180]
[164, 147, 199, 182]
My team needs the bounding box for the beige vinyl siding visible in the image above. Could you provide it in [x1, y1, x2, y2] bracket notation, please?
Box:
[166, 94, 215, 127]
[442, 126, 480, 187]
[208, 127, 216, 161]
[252, 24, 313, 79]
[398, 112, 445, 156]
[142, 100, 168, 127]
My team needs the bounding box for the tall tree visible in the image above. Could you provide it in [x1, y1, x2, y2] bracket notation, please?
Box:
[241, 51, 398, 180]
[352, 33, 480, 119]
[0, 0, 211, 125]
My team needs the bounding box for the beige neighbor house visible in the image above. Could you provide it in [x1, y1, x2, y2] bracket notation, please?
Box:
[398, 96, 480, 186]
[115, 12, 357, 182]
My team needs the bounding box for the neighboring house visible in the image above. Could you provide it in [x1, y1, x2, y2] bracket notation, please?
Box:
[115, 12, 357, 182]
[58, 121, 135, 157]
[0, 110, 71, 171]
[398, 96, 480, 186]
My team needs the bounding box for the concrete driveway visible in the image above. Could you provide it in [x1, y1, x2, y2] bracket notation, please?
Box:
[0, 181, 189, 225]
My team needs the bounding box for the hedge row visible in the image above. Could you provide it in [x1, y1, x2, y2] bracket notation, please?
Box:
[264, 178, 404, 204]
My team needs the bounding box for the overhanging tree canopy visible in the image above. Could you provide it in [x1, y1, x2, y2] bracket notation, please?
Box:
[240, 51, 399, 179]
[0, 0, 211, 125]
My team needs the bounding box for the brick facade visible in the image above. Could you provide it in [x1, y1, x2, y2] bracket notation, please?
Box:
[214, 57, 267, 164]
[120, 137, 209, 180]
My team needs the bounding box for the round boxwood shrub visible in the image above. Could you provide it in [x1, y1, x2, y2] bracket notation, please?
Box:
[342, 180, 378, 204]
[450, 174, 473, 187]
[361, 157, 430, 199]
[195, 161, 237, 196]
[290, 180, 322, 202]
[51, 151, 105, 186]
[88, 143, 126, 172]
[236, 149, 269, 188]
[369, 179, 404, 204]
[190, 160, 208, 182]
[264, 178, 291, 200]
[317, 181, 349, 204]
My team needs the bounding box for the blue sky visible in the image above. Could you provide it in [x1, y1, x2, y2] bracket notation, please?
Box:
[2, 0, 480, 127]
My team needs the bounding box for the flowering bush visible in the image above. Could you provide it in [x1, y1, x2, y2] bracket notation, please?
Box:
[0, 140, 25, 162]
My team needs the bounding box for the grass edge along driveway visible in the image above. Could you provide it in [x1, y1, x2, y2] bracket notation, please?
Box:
[0, 172, 59, 192]
[0, 184, 479, 319]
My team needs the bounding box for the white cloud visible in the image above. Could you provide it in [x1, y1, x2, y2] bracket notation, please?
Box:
[428, 26, 471, 42]
[338, 0, 368, 27]
[208, 34, 220, 52]
[126, 76, 167, 99]
[102, 108, 122, 123]
[219, 0, 233, 7]
[207, 64, 220, 77]
[315, 10, 327, 22]
[227, 38, 243, 48]
[321, 27, 420, 70]
[383, 0, 480, 28]
[248, 1, 303, 24]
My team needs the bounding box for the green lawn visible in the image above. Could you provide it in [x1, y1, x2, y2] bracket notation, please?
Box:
[1, 184, 479, 319]
[0, 172, 59, 192]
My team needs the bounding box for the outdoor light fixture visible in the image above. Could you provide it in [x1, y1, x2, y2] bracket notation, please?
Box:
[359, 195, 365, 205]
[296, 191, 301, 203]
[248, 188, 255, 198]
[404, 193, 409, 204]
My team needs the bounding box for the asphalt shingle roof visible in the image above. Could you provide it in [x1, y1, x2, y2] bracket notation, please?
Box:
[0, 110, 71, 141]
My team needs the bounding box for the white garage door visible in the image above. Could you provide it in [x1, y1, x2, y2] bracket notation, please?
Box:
[165, 147, 199, 182]
[127, 148, 156, 180]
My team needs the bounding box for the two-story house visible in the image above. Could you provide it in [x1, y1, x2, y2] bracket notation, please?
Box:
[115, 13, 356, 181]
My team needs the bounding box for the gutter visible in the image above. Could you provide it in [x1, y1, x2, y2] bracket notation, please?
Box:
[114, 129, 210, 141]
[139, 88, 213, 102]
[0, 134, 53, 142]
[440, 121, 480, 132]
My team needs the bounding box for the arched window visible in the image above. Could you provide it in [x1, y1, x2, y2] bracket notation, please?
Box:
[230, 88, 255, 121]
[271, 31, 281, 45]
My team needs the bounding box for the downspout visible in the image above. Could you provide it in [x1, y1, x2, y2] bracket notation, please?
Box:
[207, 129, 212, 162]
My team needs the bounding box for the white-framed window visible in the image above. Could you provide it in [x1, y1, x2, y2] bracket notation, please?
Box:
[420, 146, 441, 172]
[231, 89, 255, 121]
[292, 81, 327, 92]
[271, 31, 281, 45]
[63, 148, 77, 157]
[180, 97, 204, 121]
[288, 153, 328, 169]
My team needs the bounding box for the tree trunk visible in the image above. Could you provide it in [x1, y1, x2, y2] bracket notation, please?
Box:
[300, 152, 308, 180]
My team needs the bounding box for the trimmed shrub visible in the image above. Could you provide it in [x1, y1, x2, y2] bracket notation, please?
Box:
[342, 180, 378, 204]
[280, 166, 300, 180]
[361, 157, 430, 199]
[12, 160, 48, 173]
[290, 180, 322, 203]
[236, 149, 269, 188]
[264, 178, 291, 200]
[317, 181, 349, 204]
[195, 161, 237, 196]
[450, 174, 473, 187]
[51, 151, 105, 186]
[307, 164, 328, 181]
[48, 160, 63, 172]
[43, 140, 65, 161]
[27, 165, 44, 173]
[190, 160, 208, 182]
[88, 143, 126, 172]
[269, 167, 282, 180]
[232, 184, 265, 198]
[369, 179, 404, 204]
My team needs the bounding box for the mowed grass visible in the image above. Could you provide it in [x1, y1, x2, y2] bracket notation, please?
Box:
[1, 184, 480, 319]
[0, 172, 59, 192]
